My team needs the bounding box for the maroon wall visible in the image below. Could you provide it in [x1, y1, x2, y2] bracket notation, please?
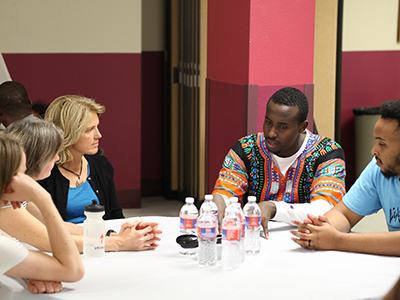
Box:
[207, 0, 250, 85]
[4, 53, 142, 207]
[141, 51, 165, 196]
[341, 50, 400, 185]
[206, 79, 247, 192]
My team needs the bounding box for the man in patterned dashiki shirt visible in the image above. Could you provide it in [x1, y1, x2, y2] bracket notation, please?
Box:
[212, 87, 346, 237]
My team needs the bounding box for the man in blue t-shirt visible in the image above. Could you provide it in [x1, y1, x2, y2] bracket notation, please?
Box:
[291, 99, 400, 256]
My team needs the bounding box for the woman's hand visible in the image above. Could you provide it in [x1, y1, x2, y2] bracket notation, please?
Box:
[28, 279, 63, 294]
[0, 199, 24, 209]
[1, 173, 50, 207]
[115, 219, 162, 251]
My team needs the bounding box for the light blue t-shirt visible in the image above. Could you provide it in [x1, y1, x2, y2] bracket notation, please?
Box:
[343, 158, 400, 231]
[65, 163, 99, 224]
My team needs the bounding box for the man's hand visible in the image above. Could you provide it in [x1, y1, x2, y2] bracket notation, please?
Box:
[291, 214, 327, 234]
[211, 194, 227, 234]
[258, 201, 277, 238]
[28, 279, 63, 294]
[290, 213, 342, 250]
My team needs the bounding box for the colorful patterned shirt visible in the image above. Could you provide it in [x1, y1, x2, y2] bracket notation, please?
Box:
[212, 130, 346, 206]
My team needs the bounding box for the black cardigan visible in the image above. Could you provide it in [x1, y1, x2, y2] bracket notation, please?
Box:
[38, 154, 125, 221]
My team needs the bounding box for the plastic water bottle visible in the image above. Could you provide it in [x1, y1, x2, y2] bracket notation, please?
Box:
[227, 197, 245, 262]
[243, 196, 261, 255]
[232, 203, 245, 262]
[83, 200, 105, 258]
[179, 197, 198, 255]
[227, 196, 239, 211]
[221, 205, 242, 270]
[197, 206, 217, 267]
[200, 194, 218, 231]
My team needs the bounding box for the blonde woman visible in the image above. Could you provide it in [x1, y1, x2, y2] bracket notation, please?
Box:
[39, 95, 123, 223]
[39, 95, 161, 249]
[0, 135, 84, 293]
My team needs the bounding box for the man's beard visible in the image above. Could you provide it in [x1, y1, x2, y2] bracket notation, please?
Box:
[379, 153, 400, 178]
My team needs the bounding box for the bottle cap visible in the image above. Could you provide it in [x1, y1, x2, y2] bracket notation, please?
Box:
[84, 200, 104, 212]
[185, 197, 195, 204]
[248, 196, 256, 202]
[229, 197, 238, 204]
[204, 194, 213, 200]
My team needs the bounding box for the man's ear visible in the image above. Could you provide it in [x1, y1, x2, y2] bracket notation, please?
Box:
[299, 120, 308, 132]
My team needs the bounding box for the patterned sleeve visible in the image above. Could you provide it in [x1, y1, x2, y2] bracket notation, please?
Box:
[212, 148, 249, 202]
[310, 153, 346, 206]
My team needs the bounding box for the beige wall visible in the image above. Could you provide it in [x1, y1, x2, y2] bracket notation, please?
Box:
[314, 0, 400, 138]
[313, 0, 338, 139]
[142, 0, 165, 51]
[343, 0, 400, 51]
[0, 0, 141, 53]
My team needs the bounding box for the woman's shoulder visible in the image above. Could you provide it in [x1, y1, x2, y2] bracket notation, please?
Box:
[85, 154, 111, 164]
[85, 154, 114, 172]
[38, 163, 65, 186]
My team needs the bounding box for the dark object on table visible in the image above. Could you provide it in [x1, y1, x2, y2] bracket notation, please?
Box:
[176, 234, 198, 249]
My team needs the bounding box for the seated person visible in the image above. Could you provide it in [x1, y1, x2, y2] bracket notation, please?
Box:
[291, 100, 400, 256]
[212, 87, 346, 236]
[1, 118, 161, 252]
[0, 135, 84, 293]
[38, 95, 123, 223]
[0, 81, 33, 127]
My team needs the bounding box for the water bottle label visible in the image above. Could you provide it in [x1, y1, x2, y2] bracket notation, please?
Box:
[198, 226, 217, 238]
[222, 228, 240, 241]
[238, 214, 245, 223]
[224, 218, 236, 227]
[245, 216, 261, 227]
[180, 217, 197, 229]
[83, 232, 105, 257]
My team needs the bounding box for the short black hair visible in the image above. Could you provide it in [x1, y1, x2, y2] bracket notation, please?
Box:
[0, 81, 32, 116]
[268, 87, 309, 124]
[380, 100, 400, 128]
[32, 100, 49, 119]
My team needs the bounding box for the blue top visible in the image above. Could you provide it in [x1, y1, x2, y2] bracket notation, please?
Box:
[39, 154, 124, 221]
[65, 163, 99, 224]
[343, 158, 400, 231]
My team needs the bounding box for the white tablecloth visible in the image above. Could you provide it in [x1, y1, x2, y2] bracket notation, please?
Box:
[1, 216, 399, 300]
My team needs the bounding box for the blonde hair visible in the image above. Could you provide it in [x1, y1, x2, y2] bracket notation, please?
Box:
[0, 135, 23, 199]
[45, 95, 105, 165]
[5, 118, 63, 177]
